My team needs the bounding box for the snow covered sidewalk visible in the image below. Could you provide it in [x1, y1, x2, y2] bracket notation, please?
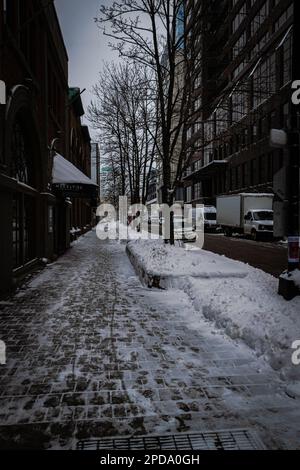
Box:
[2, 232, 300, 449]
[127, 240, 300, 381]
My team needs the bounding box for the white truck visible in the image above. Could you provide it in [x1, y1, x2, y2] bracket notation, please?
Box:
[216, 193, 274, 240]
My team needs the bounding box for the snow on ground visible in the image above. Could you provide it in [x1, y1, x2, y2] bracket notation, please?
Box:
[127, 239, 300, 381]
[127, 239, 247, 279]
[2, 231, 300, 449]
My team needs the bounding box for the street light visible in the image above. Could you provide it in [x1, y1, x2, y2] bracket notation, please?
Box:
[270, 124, 300, 300]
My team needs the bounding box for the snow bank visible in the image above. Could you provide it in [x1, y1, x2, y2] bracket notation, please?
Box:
[184, 272, 300, 381]
[127, 239, 300, 380]
[127, 239, 248, 279]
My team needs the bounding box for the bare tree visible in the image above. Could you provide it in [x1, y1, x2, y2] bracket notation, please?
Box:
[96, 1, 280, 241]
[96, 1, 193, 206]
[88, 61, 157, 205]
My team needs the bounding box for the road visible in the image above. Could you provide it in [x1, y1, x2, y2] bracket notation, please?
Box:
[203, 233, 288, 278]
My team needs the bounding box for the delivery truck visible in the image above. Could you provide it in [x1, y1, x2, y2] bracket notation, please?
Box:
[216, 193, 274, 240]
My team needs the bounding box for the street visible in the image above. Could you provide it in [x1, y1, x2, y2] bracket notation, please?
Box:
[0, 231, 299, 449]
[203, 234, 288, 278]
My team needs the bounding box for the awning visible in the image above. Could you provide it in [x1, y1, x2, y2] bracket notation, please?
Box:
[52, 153, 98, 199]
[184, 160, 227, 183]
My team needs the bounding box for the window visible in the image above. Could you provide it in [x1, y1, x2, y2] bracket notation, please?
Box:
[280, 34, 292, 86]
[251, 1, 269, 36]
[232, 31, 247, 59]
[232, 3, 247, 34]
[252, 53, 276, 108]
[216, 106, 229, 136]
[280, 102, 289, 127]
[48, 62, 64, 125]
[194, 182, 202, 200]
[10, 121, 34, 185]
[274, 3, 294, 31]
[232, 81, 249, 123]
[186, 186, 192, 203]
[233, 61, 246, 79]
[250, 32, 270, 59]
[10, 119, 37, 269]
[193, 160, 200, 172]
[186, 126, 193, 141]
[269, 110, 277, 128]
[12, 193, 36, 270]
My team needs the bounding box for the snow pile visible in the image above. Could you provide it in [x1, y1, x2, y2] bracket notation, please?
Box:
[127, 239, 248, 279]
[184, 271, 300, 380]
[127, 239, 300, 380]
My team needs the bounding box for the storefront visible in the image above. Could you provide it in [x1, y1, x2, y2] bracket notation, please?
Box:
[0, 85, 46, 293]
[51, 152, 98, 243]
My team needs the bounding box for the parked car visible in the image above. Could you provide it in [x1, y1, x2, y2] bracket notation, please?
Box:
[217, 193, 274, 240]
[173, 217, 197, 242]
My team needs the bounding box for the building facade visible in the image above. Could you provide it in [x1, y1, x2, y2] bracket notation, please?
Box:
[146, 169, 158, 207]
[67, 88, 95, 235]
[0, 0, 95, 294]
[184, 0, 294, 211]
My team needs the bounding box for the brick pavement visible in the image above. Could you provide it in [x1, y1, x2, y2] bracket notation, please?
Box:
[0, 231, 299, 449]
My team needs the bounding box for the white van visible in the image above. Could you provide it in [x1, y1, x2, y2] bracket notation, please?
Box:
[189, 206, 218, 232]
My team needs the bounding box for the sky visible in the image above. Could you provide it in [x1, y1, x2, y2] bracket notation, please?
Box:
[55, 0, 118, 139]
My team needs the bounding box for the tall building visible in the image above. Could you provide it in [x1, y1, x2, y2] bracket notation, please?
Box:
[184, 0, 294, 209]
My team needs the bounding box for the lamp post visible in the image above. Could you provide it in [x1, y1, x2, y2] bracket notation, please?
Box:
[277, 2, 300, 300]
[47, 136, 62, 190]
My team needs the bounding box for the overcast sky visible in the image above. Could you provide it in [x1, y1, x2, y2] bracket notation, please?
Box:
[55, 0, 118, 139]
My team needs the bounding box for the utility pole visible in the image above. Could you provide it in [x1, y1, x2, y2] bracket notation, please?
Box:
[278, 0, 300, 300]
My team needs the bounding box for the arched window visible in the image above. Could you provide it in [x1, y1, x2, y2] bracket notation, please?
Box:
[10, 120, 34, 186]
[10, 118, 37, 269]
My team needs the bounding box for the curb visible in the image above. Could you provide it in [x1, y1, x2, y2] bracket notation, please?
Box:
[126, 242, 249, 289]
[126, 243, 166, 288]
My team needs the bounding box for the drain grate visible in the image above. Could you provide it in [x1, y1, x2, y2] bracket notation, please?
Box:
[76, 429, 265, 451]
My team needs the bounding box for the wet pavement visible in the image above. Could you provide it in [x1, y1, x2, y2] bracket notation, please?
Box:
[0, 231, 299, 449]
[203, 233, 287, 278]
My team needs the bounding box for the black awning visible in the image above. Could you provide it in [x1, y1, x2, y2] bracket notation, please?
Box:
[52, 153, 98, 199]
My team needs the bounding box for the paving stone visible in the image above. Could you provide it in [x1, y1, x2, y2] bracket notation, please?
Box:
[0, 232, 298, 449]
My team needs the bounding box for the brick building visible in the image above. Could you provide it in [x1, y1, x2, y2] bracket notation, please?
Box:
[0, 0, 96, 294]
[66, 88, 95, 235]
[183, 0, 294, 209]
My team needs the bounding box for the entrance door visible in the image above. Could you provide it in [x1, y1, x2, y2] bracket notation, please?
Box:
[12, 193, 37, 269]
[10, 118, 38, 270]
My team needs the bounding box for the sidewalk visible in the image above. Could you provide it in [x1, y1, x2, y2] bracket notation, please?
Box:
[0, 232, 299, 449]
[127, 239, 300, 381]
